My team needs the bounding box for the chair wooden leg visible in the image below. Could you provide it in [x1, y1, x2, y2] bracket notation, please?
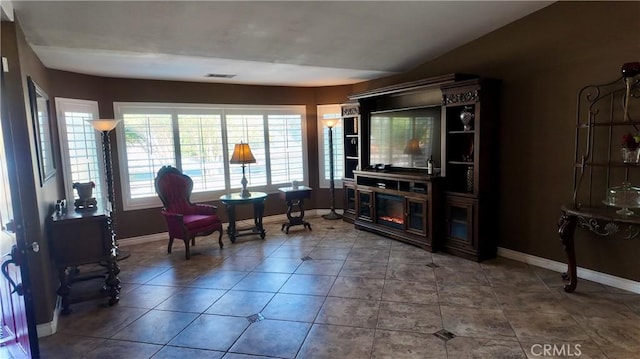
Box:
[167, 236, 174, 254]
[218, 228, 223, 249]
[184, 239, 191, 260]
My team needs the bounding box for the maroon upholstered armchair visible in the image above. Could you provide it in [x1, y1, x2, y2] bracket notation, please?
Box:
[154, 166, 223, 259]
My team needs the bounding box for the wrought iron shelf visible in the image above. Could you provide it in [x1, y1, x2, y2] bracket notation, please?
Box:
[575, 161, 640, 168]
[578, 120, 640, 128]
[560, 62, 640, 293]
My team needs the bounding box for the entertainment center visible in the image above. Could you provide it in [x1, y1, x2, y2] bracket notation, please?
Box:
[341, 74, 500, 261]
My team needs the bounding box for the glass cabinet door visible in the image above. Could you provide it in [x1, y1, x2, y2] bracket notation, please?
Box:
[345, 184, 356, 215]
[357, 190, 373, 221]
[445, 197, 475, 248]
[406, 197, 427, 236]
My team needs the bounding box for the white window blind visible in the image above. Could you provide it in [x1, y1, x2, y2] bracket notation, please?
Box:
[55, 98, 104, 203]
[177, 114, 226, 192]
[317, 105, 343, 188]
[268, 114, 304, 183]
[226, 114, 267, 187]
[114, 103, 307, 210]
[122, 113, 175, 199]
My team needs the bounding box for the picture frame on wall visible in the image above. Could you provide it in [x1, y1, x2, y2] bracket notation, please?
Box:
[27, 76, 55, 186]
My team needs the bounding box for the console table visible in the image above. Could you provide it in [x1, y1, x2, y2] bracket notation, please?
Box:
[278, 186, 312, 233]
[48, 207, 120, 314]
[558, 204, 639, 293]
[220, 192, 267, 242]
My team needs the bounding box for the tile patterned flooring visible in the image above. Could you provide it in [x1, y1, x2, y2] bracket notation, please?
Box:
[39, 217, 640, 358]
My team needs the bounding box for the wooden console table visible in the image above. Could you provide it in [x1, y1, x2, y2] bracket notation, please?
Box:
[558, 204, 639, 293]
[48, 207, 120, 314]
[278, 186, 312, 233]
[220, 192, 267, 242]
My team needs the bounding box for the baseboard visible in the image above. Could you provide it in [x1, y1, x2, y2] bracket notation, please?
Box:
[36, 297, 60, 337]
[497, 247, 640, 294]
[119, 209, 341, 247]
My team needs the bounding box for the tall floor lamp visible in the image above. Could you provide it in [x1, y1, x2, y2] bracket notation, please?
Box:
[322, 118, 342, 220]
[87, 119, 125, 257]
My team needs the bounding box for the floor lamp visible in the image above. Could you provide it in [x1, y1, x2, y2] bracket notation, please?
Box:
[322, 118, 342, 220]
[87, 119, 128, 259]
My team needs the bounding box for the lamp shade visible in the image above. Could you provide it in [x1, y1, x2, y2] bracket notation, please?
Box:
[403, 138, 423, 155]
[322, 118, 340, 128]
[230, 142, 257, 164]
[87, 119, 121, 132]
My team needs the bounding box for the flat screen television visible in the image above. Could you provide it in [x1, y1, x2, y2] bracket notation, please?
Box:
[369, 106, 441, 170]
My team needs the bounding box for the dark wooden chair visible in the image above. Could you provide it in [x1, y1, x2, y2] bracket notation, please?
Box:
[154, 166, 223, 259]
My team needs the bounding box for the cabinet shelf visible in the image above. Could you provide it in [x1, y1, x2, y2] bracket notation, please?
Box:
[441, 78, 499, 262]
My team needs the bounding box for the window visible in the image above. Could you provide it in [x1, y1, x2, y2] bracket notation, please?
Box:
[114, 103, 307, 210]
[317, 105, 343, 188]
[55, 98, 104, 204]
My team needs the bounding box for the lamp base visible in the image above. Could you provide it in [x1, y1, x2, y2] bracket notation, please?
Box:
[240, 188, 252, 198]
[322, 210, 343, 220]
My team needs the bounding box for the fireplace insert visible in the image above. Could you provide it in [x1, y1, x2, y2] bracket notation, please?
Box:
[375, 193, 404, 229]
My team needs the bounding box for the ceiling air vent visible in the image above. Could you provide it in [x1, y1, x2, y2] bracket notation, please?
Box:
[206, 73, 236, 78]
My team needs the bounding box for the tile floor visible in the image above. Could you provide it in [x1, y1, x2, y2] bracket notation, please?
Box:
[39, 217, 640, 358]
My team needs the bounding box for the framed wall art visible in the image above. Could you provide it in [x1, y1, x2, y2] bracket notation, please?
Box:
[27, 76, 55, 186]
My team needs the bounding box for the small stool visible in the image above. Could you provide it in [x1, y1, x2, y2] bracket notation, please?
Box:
[278, 186, 312, 233]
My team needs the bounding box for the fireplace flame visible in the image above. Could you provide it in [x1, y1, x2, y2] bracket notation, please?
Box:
[380, 216, 404, 225]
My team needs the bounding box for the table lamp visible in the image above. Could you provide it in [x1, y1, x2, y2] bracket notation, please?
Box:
[230, 142, 256, 198]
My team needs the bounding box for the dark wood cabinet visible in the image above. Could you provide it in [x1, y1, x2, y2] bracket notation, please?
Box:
[48, 207, 120, 314]
[342, 102, 360, 180]
[340, 74, 499, 260]
[441, 78, 500, 261]
[356, 187, 374, 222]
[444, 195, 477, 256]
[406, 196, 428, 236]
[342, 180, 357, 223]
[353, 170, 440, 251]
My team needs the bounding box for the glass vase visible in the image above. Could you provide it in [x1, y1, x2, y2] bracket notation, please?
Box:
[621, 148, 640, 163]
[459, 106, 474, 131]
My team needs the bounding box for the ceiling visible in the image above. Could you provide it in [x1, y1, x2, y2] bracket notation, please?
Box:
[10, 1, 552, 87]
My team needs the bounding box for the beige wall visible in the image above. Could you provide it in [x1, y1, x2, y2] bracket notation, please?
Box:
[3, 1, 639, 325]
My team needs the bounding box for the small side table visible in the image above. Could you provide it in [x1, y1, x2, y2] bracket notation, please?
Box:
[220, 192, 267, 242]
[48, 206, 120, 314]
[278, 186, 313, 233]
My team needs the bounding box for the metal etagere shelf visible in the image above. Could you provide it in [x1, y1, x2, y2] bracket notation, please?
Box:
[559, 62, 640, 293]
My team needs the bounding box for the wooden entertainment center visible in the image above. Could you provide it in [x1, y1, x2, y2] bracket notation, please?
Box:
[341, 74, 500, 261]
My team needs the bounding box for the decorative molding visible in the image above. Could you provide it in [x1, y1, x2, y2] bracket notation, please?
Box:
[349, 74, 462, 100]
[442, 90, 480, 105]
[497, 247, 640, 294]
[341, 105, 359, 117]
